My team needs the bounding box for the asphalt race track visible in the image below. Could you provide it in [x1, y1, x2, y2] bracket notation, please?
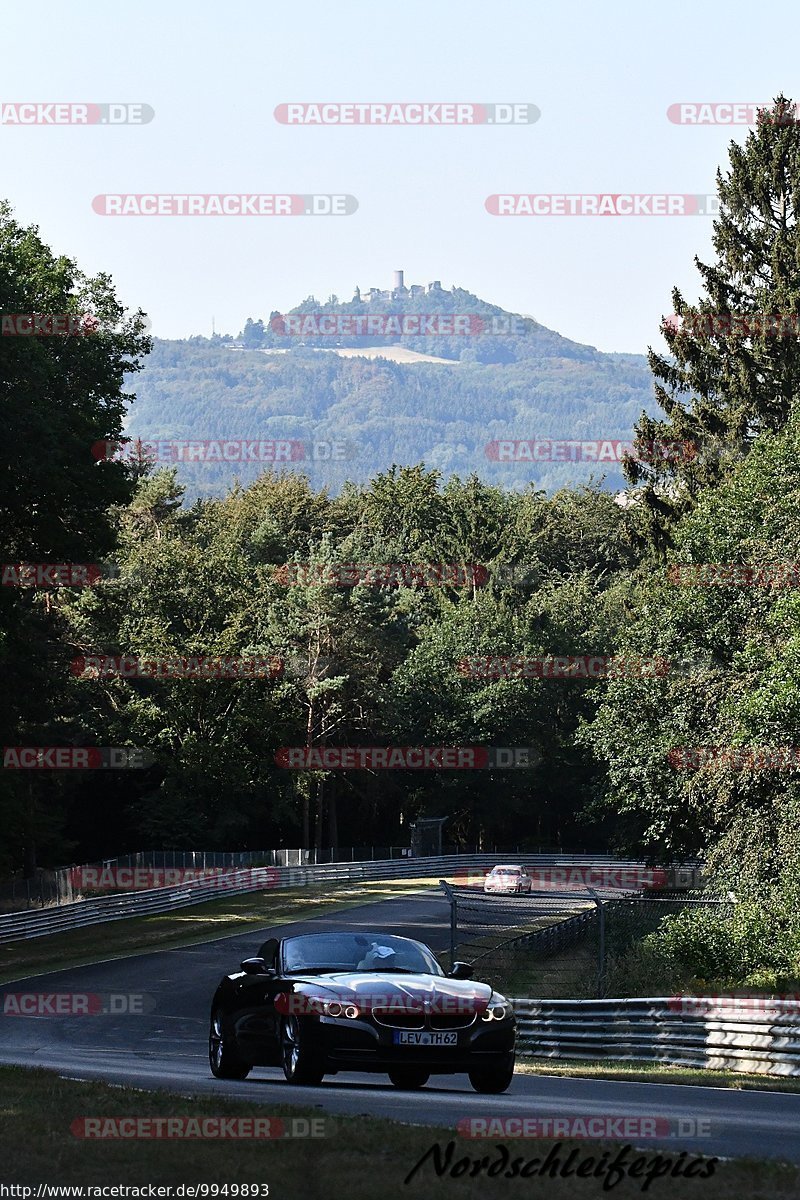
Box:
[1, 888, 799, 1166]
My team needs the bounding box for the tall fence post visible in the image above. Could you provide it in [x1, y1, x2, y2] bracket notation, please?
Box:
[439, 880, 457, 968]
[587, 887, 605, 997]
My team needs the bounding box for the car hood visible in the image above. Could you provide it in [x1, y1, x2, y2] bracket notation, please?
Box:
[281, 971, 494, 1015]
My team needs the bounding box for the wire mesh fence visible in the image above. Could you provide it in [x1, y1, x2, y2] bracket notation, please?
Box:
[440, 881, 733, 999]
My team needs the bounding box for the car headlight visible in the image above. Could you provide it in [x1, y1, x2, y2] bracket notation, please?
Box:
[481, 999, 510, 1021]
[322, 1000, 359, 1018]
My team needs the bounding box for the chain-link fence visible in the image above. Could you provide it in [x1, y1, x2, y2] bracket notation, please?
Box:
[440, 880, 732, 998]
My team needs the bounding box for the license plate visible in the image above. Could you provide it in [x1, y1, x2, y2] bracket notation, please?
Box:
[393, 1031, 458, 1046]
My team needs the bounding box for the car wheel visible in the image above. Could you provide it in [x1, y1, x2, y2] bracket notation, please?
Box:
[280, 1015, 325, 1085]
[387, 1067, 430, 1089]
[468, 1060, 515, 1093]
[209, 1009, 251, 1080]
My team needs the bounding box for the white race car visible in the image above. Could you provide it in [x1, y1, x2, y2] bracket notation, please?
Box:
[483, 864, 533, 894]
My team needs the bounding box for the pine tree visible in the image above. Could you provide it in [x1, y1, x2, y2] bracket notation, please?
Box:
[626, 94, 800, 546]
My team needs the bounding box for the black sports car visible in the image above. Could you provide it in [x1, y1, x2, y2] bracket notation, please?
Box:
[208, 930, 515, 1092]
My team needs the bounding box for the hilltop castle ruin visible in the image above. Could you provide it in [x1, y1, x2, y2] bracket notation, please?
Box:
[353, 271, 447, 303]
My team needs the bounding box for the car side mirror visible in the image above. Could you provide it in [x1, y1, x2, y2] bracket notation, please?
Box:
[448, 961, 473, 980]
[240, 957, 272, 975]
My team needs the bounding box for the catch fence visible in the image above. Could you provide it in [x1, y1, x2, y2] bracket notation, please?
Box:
[440, 881, 731, 998]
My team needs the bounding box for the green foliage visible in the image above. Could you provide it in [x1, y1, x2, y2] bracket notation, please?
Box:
[627, 95, 800, 545]
[124, 333, 654, 501]
[48, 469, 633, 857]
[0, 203, 150, 874]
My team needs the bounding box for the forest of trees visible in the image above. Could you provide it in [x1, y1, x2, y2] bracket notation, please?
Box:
[3, 463, 638, 866]
[3, 98, 800, 988]
[125, 321, 653, 499]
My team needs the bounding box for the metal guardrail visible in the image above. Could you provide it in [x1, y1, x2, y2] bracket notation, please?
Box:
[511, 996, 800, 1076]
[5, 844, 594, 910]
[0, 847, 417, 910]
[0, 855, 694, 945]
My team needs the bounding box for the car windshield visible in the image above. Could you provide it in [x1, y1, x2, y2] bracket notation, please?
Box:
[493, 868, 520, 875]
[280, 932, 444, 976]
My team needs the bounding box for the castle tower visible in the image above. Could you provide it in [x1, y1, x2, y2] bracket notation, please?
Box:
[393, 270, 404, 290]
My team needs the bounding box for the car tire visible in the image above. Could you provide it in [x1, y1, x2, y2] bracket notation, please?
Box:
[387, 1067, 430, 1089]
[209, 1009, 251, 1080]
[468, 1060, 515, 1093]
[280, 1015, 325, 1085]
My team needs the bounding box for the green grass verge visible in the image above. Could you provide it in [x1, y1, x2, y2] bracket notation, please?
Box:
[0, 1066, 796, 1196]
[0, 878, 441, 985]
[515, 1058, 800, 1094]
[480, 935, 601, 999]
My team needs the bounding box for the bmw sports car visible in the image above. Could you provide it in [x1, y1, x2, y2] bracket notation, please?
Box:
[209, 930, 515, 1092]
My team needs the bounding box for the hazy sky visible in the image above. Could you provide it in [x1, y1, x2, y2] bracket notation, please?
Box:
[1, 1, 796, 353]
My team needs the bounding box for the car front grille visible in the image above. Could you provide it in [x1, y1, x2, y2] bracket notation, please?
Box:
[371, 1008, 477, 1030]
[430, 1013, 477, 1030]
[372, 1010, 425, 1029]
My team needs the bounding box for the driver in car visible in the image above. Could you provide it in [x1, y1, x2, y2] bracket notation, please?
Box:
[356, 942, 396, 970]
